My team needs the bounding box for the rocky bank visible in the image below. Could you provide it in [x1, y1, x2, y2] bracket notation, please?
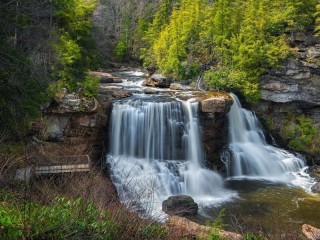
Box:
[254, 32, 320, 164]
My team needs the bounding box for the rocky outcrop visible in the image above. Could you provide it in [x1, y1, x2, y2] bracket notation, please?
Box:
[42, 85, 131, 142]
[144, 73, 172, 88]
[90, 71, 122, 83]
[302, 224, 320, 240]
[144, 88, 159, 94]
[170, 83, 195, 91]
[197, 92, 233, 169]
[165, 216, 242, 240]
[162, 195, 198, 216]
[260, 57, 320, 106]
[311, 182, 320, 193]
[254, 32, 320, 164]
[310, 166, 320, 179]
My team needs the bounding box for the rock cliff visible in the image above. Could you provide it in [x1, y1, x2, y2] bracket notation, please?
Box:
[197, 92, 233, 169]
[254, 32, 320, 164]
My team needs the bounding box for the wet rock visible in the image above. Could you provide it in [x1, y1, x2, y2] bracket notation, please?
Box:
[99, 85, 123, 91]
[144, 88, 159, 94]
[90, 71, 122, 83]
[162, 195, 198, 216]
[309, 166, 320, 180]
[199, 95, 232, 113]
[170, 83, 195, 91]
[196, 92, 233, 169]
[144, 73, 172, 88]
[311, 182, 320, 193]
[302, 224, 320, 240]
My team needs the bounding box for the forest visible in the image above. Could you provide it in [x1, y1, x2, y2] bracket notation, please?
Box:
[1, 0, 320, 239]
[1, 0, 319, 134]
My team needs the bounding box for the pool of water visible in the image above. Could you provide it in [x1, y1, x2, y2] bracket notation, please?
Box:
[203, 179, 320, 236]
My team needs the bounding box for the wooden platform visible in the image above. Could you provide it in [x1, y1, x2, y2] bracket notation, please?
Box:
[15, 155, 91, 181]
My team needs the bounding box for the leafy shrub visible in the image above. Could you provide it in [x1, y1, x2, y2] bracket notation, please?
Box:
[284, 115, 320, 153]
[79, 74, 99, 98]
[114, 40, 128, 61]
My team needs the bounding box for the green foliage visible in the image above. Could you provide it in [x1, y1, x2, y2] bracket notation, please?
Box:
[243, 232, 266, 240]
[0, 196, 167, 240]
[114, 40, 129, 62]
[80, 74, 99, 98]
[140, 0, 317, 103]
[52, 0, 98, 97]
[148, 0, 208, 79]
[209, 209, 228, 240]
[314, 1, 320, 35]
[0, 44, 49, 133]
[284, 115, 320, 153]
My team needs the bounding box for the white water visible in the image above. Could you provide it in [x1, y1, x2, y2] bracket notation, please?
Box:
[222, 94, 314, 187]
[108, 99, 234, 216]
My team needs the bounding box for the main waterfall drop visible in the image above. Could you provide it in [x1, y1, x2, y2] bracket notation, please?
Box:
[107, 98, 233, 215]
[222, 93, 306, 181]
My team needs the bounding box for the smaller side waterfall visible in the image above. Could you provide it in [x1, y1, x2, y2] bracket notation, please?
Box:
[222, 93, 306, 182]
[107, 99, 234, 216]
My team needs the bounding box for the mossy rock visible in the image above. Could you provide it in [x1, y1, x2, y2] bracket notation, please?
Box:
[162, 195, 198, 216]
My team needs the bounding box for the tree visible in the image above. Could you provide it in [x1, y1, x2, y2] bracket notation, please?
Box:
[51, 0, 99, 97]
[314, 1, 320, 35]
[0, 0, 50, 134]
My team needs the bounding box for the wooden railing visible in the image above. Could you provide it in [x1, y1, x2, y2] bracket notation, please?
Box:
[15, 155, 91, 180]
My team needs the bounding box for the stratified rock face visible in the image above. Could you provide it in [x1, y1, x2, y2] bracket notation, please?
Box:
[197, 92, 233, 169]
[260, 32, 320, 107]
[144, 73, 172, 88]
[260, 58, 320, 106]
[255, 32, 320, 164]
[42, 86, 132, 142]
[90, 71, 122, 83]
[162, 195, 198, 216]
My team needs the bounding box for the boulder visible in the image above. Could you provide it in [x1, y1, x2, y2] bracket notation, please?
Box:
[162, 195, 198, 216]
[311, 182, 320, 193]
[195, 92, 233, 169]
[166, 216, 242, 240]
[199, 96, 232, 113]
[144, 73, 172, 88]
[90, 71, 122, 83]
[302, 224, 320, 240]
[170, 83, 195, 91]
[309, 166, 320, 179]
[144, 88, 159, 94]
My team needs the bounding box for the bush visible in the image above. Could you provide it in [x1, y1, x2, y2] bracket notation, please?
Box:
[114, 40, 128, 62]
[284, 115, 320, 153]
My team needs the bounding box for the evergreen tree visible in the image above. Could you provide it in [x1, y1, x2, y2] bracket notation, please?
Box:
[314, 1, 320, 35]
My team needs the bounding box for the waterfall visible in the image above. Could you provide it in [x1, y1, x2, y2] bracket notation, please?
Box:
[107, 99, 234, 216]
[222, 93, 306, 181]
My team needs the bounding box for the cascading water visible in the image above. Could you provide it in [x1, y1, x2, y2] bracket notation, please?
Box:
[107, 98, 234, 216]
[222, 93, 307, 182]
